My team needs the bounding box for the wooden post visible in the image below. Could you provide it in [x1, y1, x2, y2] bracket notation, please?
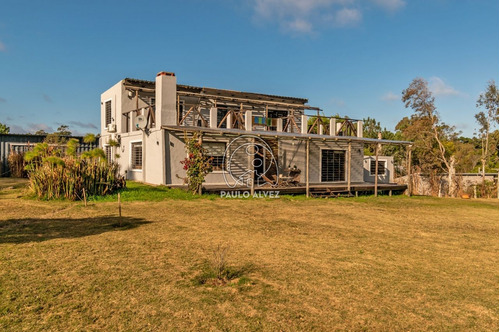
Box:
[177, 95, 180, 125]
[118, 193, 122, 226]
[374, 133, 381, 197]
[306, 139, 310, 197]
[198, 133, 203, 195]
[250, 137, 255, 196]
[347, 141, 351, 194]
[135, 90, 139, 115]
[83, 188, 87, 207]
[407, 145, 412, 197]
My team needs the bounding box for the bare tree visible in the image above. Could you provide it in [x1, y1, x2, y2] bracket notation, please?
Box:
[475, 80, 499, 185]
[402, 78, 457, 197]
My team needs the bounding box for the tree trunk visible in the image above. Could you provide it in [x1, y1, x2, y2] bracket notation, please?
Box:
[448, 156, 456, 197]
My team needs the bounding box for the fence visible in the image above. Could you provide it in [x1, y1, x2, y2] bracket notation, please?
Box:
[0, 134, 96, 177]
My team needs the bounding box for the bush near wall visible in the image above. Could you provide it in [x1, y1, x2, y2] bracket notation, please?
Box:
[8, 151, 27, 178]
[24, 140, 125, 200]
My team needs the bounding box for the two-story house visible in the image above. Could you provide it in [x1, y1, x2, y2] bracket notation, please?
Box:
[100, 71, 411, 196]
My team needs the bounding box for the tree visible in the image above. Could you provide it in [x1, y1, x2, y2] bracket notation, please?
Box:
[0, 122, 10, 134]
[475, 80, 499, 184]
[56, 125, 72, 136]
[401, 78, 458, 196]
[34, 129, 47, 135]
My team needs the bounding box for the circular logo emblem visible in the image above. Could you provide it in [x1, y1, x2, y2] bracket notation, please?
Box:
[223, 135, 279, 188]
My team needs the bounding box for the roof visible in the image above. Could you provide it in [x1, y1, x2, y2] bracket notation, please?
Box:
[162, 125, 412, 145]
[123, 77, 308, 105]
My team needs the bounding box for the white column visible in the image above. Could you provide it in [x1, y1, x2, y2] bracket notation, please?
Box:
[276, 118, 283, 132]
[357, 120, 363, 138]
[301, 115, 308, 134]
[336, 122, 342, 134]
[227, 112, 233, 129]
[330, 118, 336, 136]
[245, 110, 253, 131]
[155, 72, 177, 127]
[318, 123, 324, 135]
[210, 107, 217, 129]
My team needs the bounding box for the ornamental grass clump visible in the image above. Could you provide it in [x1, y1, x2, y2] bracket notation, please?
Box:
[24, 139, 125, 200]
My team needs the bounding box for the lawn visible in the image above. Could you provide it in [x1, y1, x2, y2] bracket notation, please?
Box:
[0, 179, 498, 331]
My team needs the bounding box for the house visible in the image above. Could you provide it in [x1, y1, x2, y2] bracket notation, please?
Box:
[100, 71, 411, 196]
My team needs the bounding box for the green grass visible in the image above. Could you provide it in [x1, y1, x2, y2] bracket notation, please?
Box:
[88, 181, 219, 202]
[0, 178, 498, 331]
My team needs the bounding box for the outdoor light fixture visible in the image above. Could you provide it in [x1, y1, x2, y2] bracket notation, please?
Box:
[128, 90, 134, 98]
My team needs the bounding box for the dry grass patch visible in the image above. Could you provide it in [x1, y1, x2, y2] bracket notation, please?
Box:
[0, 180, 498, 331]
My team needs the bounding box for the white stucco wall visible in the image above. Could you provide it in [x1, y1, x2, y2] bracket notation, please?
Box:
[363, 156, 394, 184]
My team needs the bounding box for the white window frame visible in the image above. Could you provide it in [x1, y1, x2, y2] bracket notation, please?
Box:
[129, 140, 143, 172]
[319, 147, 347, 183]
[104, 98, 113, 127]
[202, 141, 227, 174]
[370, 158, 387, 176]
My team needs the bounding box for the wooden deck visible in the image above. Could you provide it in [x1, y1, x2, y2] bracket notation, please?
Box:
[169, 182, 407, 197]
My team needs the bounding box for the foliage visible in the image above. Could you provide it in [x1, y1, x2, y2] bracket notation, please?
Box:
[363, 117, 406, 165]
[475, 80, 499, 176]
[0, 122, 10, 134]
[83, 133, 97, 144]
[307, 115, 329, 134]
[401, 78, 459, 196]
[34, 129, 47, 135]
[56, 124, 72, 136]
[24, 140, 125, 200]
[180, 133, 213, 194]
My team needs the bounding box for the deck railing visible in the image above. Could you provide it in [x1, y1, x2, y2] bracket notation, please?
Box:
[177, 106, 363, 138]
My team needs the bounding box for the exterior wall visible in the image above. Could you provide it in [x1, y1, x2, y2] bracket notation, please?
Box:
[101, 78, 167, 185]
[363, 156, 394, 184]
[166, 132, 241, 186]
[165, 131, 365, 186]
[279, 140, 364, 183]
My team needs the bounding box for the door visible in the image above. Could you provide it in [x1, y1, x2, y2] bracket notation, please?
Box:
[321, 150, 345, 182]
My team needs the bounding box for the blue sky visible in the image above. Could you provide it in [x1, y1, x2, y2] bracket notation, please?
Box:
[0, 0, 497, 136]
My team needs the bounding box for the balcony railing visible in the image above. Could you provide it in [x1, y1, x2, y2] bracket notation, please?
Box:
[177, 107, 363, 138]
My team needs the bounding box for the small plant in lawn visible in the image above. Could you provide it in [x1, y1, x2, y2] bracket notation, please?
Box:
[194, 244, 251, 286]
[180, 133, 213, 195]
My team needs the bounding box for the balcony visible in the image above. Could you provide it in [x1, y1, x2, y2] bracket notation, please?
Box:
[177, 107, 363, 138]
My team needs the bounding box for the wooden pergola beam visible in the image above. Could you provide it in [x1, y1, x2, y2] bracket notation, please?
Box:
[177, 91, 320, 111]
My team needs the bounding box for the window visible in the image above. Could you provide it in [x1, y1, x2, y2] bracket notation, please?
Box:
[105, 146, 112, 163]
[267, 110, 288, 131]
[370, 160, 386, 175]
[204, 142, 226, 171]
[321, 150, 345, 182]
[131, 142, 142, 170]
[105, 100, 112, 126]
[150, 97, 156, 127]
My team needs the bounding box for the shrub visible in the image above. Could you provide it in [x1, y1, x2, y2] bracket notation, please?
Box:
[180, 133, 213, 194]
[24, 140, 125, 200]
[8, 151, 27, 178]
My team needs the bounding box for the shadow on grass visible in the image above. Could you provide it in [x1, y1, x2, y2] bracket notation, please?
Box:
[0, 216, 150, 244]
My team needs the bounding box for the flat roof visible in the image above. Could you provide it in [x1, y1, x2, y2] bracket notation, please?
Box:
[162, 125, 412, 145]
